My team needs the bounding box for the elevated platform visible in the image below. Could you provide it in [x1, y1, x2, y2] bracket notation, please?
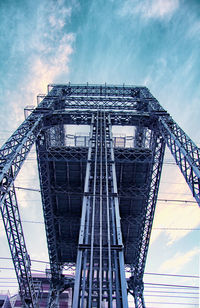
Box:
[3, 83, 196, 306]
[37, 145, 152, 265]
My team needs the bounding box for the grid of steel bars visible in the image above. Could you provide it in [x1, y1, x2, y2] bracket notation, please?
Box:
[0, 84, 199, 307]
[0, 184, 39, 307]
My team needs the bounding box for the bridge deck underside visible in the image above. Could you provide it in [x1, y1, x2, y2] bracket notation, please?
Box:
[38, 146, 152, 265]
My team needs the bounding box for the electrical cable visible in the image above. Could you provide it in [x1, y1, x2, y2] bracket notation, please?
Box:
[11, 198, 198, 205]
[0, 257, 49, 264]
[157, 199, 196, 204]
[1, 218, 199, 231]
[144, 282, 199, 289]
[15, 186, 40, 192]
[144, 290, 198, 295]
[0, 258, 199, 279]
[144, 285, 199, 291]
[1, 278, 197, 296]
[145, 302, 198, 306]
[144, 272, 199, 278]
[144, 294, 198, 299]
[14, 186, 197, 204]
[153, 227, 200, 231]
[0, 267, 45, 273]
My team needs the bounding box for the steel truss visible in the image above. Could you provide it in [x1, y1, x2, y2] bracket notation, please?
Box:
[36, 135, 63, 307]
[127, 133, 165, 307]
[0, 84, 199, 307]
[0, 184, 39, 307]
[0, 97, 53, 307]
[0, 94, 58, 307]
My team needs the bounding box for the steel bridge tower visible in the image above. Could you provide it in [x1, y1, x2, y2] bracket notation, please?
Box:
[0, 84, 199, 307]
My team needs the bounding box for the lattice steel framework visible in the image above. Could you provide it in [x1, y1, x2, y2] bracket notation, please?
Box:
[0, 84, 199, 308]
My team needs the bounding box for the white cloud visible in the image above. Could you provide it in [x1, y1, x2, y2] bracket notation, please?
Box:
[120, 0, 179, 20]
[0, 5, 76, 272]
[144, 0, 179, 19]
[159, 246, 200, 273]
[49, 9, 71, 30]
[27, 32, 74, 97]
[0, 1, 76, 274]
[151, 203, 200, 245]
[150, 152, 200, 245]
[3, 0, 75, 128]
[25, 2, 75, 100]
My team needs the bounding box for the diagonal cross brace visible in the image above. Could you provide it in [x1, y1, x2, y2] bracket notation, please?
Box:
[159, 117, 200, 206]
[0, 97, 55, 197]
[144, 90, 200, 207]
[0, 94, 55, 307]
[1, 184, 39, 307]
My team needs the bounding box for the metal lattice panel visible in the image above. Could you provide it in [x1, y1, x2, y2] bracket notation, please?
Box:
[0, 84, 199, 307]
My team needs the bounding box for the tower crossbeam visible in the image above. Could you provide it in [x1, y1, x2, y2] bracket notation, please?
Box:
[0, 84, 199, 307]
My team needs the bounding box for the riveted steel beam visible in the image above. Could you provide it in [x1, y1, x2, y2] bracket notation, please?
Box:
[0, 91, 57, 307]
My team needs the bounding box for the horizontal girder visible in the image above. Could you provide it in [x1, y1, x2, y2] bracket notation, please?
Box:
[47, 84, 149, 98]
[0, 83, 199, 308]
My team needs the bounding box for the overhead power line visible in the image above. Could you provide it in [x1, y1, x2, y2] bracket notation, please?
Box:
[153, 227, 200, 231]
[15, 186, 40, 192]
[0, 257, 199, 278]
[157, 198, 196, 204]
[0, 267, 45, 273]
[144, 294, 198, 299]
[144, 272, 199, 278]
[1, 218, 199, 231]
[144, 282, 199, 289]
[144, 290, 198, 295]
[15, 186, 197, 204]
[145, 302, 198, 306]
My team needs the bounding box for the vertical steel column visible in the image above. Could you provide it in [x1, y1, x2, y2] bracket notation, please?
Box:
[72, 111, 128, 307]
[127, 132, 165, 308]
[0, 185, 38, 308]
[0, 90, 57, 307]
[36, 134, 63, 308]
[108, 115, 128, 308]
[104, 111, 113, 308]
[88, 111, 99, 308]
[72, 115, 95, 308]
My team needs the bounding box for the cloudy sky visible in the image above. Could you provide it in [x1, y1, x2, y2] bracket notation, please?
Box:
[0, 0, 200, 307]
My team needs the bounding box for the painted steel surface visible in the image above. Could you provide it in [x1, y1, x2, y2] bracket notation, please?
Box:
[0, 84, 199, 307]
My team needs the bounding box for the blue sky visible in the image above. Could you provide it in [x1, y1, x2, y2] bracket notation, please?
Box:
[0, 0, 200, 307]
